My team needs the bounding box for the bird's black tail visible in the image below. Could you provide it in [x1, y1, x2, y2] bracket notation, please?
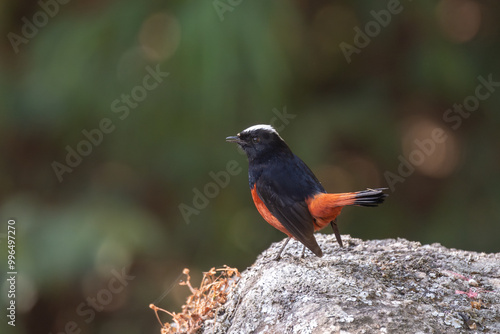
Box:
[353, 188, 388, 207]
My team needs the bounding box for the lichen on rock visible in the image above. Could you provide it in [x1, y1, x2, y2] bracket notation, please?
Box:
[201, 235, 500, 334]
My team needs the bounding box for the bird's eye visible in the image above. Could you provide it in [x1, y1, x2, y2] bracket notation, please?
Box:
[252, 136, 260, 143]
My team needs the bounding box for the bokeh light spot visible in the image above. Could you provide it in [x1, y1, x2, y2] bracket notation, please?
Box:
[139, 12, 181, 62]
[437, 0, 481, 43]
[402, 117, 460, 178]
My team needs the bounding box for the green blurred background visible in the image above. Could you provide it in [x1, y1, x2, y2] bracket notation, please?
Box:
[1, 0, 499, 333]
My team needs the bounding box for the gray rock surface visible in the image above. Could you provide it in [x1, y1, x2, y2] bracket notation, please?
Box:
[202, 234, 500, 334]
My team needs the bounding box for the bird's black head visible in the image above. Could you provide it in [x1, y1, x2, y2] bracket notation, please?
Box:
[226, 124, 291, 162]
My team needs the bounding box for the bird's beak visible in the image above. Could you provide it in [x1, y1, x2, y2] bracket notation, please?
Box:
[226, 135, 242, 144]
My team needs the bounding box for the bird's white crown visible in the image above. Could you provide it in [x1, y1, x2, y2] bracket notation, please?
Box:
[241, 124, 278, 135]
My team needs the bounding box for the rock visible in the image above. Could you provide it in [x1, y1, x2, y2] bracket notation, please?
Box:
[201, 234, 500, 334]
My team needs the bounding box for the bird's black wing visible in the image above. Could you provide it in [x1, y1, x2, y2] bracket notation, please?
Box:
[255, 155, 324, 257]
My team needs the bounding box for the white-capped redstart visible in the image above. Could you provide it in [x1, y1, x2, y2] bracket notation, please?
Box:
[226, 124, 387, 259]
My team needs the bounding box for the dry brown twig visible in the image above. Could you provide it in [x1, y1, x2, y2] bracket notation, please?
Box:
[150, 265, 240, 334]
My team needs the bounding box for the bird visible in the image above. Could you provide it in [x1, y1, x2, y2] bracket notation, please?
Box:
[226, 124, 387, 259]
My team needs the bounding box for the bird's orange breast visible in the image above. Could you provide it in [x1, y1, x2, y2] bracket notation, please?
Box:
[251, 186, 293, 237]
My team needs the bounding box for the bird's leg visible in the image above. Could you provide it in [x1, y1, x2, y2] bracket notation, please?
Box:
[330, 218, 343, 247]
[301, 244, 306, 258]
[274, 237, 291, 260]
